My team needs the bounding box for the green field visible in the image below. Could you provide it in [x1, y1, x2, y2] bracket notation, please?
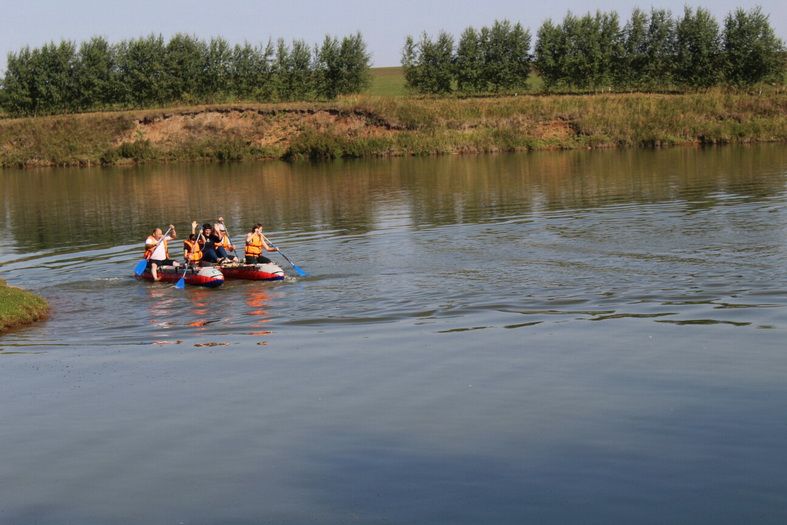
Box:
[365, 67, 545, 96]
[365, 67, 408, 96]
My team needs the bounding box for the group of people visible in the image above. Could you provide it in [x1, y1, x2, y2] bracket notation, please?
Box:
[143, 217, 278, 281]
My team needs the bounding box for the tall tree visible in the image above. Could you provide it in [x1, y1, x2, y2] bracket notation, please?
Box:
[597, 12, 624, 89]
[534, 19, 565, 90]
[114, 35, 171, 106]
[315, 35, 342, 98]
[284, 39, 315, 100]
[337, 32, 371, 95]
[622, 9, 649, 88]
[722, 7, 784, 85]
[401, 35, 421, 92]
[643, 9, 677, 88]
[1, 48, 35, 114]
[401, 32, 454, 94]
[201, 37, 233, 99]
[675, 7, 722, 88]
[166, 33, 206, 100]
[455, 27, 484, 92]
[480, 20, 531, 92]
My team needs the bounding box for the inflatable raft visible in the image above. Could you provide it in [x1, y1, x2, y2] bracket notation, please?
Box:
[218, 261, 285, 281]
[136, 265, 224, 288]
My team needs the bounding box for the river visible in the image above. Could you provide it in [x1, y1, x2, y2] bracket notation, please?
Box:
[1, 146, 786, 524]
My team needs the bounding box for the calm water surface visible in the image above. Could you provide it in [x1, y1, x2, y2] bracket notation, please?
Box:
[1, 146, 786, 524]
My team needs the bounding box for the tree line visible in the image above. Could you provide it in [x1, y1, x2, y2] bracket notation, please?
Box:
[0, 33, 371, 115]
[402, 7, 784, 94]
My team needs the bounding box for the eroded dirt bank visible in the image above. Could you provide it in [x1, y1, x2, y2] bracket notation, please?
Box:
[1, 92, 785, 168]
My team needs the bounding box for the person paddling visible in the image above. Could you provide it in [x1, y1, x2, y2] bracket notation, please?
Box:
[245, 223, 278, 264]
[214, 217, 238, 263]
[194, 222, 222, 264]
[184, 221, 204, 266]
[144, 225, 177, 281]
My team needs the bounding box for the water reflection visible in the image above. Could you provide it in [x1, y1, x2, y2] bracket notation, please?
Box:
[245, 287, 272, 338]
[2, 147, 787, 523]
[1, 146, 785, 256]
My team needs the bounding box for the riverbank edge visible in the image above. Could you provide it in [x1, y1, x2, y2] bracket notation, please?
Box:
[0, 280, 49, 335]
[1, 92, 785, 168]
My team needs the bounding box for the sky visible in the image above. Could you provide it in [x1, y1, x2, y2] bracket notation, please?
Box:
[1, 0, 785, 70]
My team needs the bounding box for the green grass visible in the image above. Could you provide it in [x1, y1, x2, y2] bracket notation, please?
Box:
[365, 67, 408, 97]
[0, 280, 48, 334]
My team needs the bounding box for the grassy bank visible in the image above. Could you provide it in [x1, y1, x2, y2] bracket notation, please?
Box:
[0, 280, 48, 334]
[0, 89, 785, 167]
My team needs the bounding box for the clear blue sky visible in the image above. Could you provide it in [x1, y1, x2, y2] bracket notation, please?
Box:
[1, 0, 784, 70]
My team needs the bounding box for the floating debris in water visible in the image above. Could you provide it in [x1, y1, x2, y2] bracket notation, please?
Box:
[193, 342, 229, 347]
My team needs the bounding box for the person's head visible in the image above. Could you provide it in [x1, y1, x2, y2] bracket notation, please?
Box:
[202, 223, 213, 236]
[188, 233, 197, 242]
[152, 227, 163, 239]
[215, 223, 226, 235]
[255, 223, 263, 233]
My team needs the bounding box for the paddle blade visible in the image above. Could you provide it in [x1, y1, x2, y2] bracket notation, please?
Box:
[292, 264, 308, 277]
[175, 277, 186, 289]
[134, 259, 149, 276]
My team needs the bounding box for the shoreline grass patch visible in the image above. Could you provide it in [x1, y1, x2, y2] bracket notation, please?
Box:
[0, 280, 48, 334]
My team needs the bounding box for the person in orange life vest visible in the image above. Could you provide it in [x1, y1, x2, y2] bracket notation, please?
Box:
[245, 223, 278, 264]
[144, 224, 177, 281]
[184, 222, 204, 266]
[213, 218, 239, 263]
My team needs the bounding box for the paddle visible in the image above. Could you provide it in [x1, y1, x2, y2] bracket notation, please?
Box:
[263, 233, 308, 277]
[176, 227, 202, 290]
[134, 226, 173, 276]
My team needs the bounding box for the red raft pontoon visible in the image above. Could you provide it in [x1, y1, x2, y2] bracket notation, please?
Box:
[218, 261, 286, 281]
[135, 265, 224, 288]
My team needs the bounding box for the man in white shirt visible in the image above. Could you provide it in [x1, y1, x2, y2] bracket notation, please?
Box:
[144, 225, 178, 281]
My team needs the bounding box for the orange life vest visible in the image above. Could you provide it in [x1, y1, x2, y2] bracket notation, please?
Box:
[184, 239, 203, 263]
[245, 232, 263, 257]
[218, 233, 232, 250]
[144, 236, 169, 260]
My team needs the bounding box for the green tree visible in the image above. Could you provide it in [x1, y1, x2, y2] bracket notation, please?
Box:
[597, 12, 624, 89]
[416, 31, 454, 94]
[401, 35, 421, 91]
[32, 41, 78, 113]
[722, 7, 784, 85]
[622, 8, 649, 88]
[272, 39, 315, 100]
[1, 48, 36, 114]
[480, 20, 531, 92]
[643, 9, 677, 88]
[315, 35, 342, 98]
[201, 37, 233, 100]
[401, 32, 454, 94]
[534, 20, 566, 90]
[166, 33, 206, 101]
[455, 27, 484, 92]
[114, 35, 171, 106]
[337, 32, 371, 95]
[675, 7, 722, 88]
